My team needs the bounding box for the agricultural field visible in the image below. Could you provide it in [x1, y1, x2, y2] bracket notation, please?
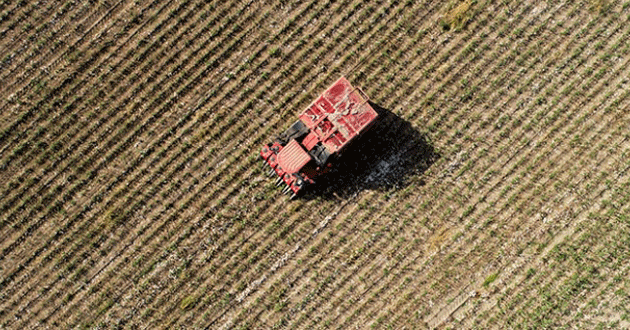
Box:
[2, 0, 630, 328]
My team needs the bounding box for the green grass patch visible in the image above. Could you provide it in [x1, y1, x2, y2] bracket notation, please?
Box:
[483, 272, 499, 287]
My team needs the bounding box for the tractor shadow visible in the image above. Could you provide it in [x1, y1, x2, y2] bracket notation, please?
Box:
[302, 102, 440, 200]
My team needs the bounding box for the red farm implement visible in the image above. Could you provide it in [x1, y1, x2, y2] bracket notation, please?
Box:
[260, 77, 379, 199]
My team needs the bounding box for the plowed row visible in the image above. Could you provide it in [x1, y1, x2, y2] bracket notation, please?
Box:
[1, 0, 629, 328]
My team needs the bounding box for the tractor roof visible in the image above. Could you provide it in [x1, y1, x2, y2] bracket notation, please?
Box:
[299, 77, 378, 154]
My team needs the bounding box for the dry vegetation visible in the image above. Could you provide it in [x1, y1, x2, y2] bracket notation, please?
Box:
[440, 0, 476, 31]
[1, 0, 630, 328]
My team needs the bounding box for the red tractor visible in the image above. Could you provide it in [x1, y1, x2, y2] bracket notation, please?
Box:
[261, 77, 379, 199]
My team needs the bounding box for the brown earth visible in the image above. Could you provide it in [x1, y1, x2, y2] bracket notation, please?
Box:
[1, 0, 630, 328]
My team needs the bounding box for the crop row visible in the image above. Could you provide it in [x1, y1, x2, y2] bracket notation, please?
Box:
[2, 0, 630, 328]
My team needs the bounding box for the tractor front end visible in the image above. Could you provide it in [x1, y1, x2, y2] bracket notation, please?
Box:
[261, 138, 314, 199]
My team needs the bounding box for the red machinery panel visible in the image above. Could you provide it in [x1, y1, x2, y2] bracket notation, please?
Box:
[299, 77, 378, 154]
[276, 139, 311, 174]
